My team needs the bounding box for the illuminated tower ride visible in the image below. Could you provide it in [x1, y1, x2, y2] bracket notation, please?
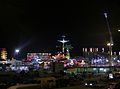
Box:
[104, 13, 114, 67]
[58, 36, 69, 53]
[65, 44, 73, 59]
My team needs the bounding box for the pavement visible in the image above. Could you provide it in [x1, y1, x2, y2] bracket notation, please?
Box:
[55, 85, 94, 89]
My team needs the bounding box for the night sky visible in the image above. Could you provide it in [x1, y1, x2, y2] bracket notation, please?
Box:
[0, 0, 120, 58]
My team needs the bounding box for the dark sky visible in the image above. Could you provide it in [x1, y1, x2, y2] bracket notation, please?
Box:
[0, 0, 120, 58]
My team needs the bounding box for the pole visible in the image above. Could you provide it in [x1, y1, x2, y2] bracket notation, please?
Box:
[62, 41, 65, 53]
[58, 36, 69, 53]
[104, 13, 113, 67]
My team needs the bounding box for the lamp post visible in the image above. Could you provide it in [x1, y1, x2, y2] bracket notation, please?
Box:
[15, 49, 20, 60]
[15, 49, 19, 53]
[104, 13, 114, 67]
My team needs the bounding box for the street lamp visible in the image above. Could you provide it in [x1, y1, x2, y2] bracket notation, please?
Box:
[15, 49, 20, 53]
[15, 49, 20, 59]
[104, 13, 114, 67]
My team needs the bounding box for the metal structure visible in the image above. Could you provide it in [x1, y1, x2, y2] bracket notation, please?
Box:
[65, 44, 73, 59]
[58, 36, 69, 53]
[104, 13, 114, 66]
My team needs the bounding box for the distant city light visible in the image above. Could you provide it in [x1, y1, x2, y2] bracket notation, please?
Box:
[118, 29, 120, 32]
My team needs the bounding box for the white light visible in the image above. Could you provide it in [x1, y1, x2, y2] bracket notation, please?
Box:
[100, 68, 104, 71]
[104, 13, 107, 18]
[104, 69, 107, 72]
[109, 73, 114, 79]
[93, 68, 97, 70]
[117, 60, 120, 63]
[113, 57, 116, 60]
[58, 39, 69, 43]
[118, 30, 120, 32]
[85, 83, 87, 85]
[106, 59, 109, 62]
[90, 83, 93, 86]
[107, 43, 113, 46]
[15, 49, 20, 53]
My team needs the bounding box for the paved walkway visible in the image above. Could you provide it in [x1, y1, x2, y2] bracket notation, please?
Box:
[55, 85, 91, 89]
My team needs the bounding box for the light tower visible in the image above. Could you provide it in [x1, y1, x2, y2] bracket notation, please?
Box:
[104, 13, 114, 67]
[58, 36, 69, 53]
